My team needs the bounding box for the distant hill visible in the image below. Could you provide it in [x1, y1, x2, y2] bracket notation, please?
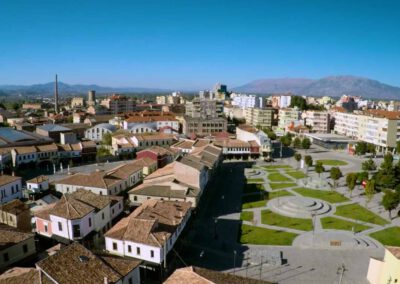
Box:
[233, 78, 314, 94]
[233, 76, 400, 99]
[0, 82, 170, 96]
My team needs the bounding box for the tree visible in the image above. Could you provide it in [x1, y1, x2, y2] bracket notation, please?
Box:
[280, 135, 292, 147]
[315, 161, 325, 178]
[330, 167, 342, 190]
[290, 96, 307, 110]
[293, 137, 301, 149]
[355, 142, 367, 156]
[304, 155, 313, 170]
[357, 171, 369, 184]
[301, 138, 311, 151]
[345, 173, 357, 197]
[365, 179, 376, 207]
[267, 131, 277, 140]
[362, 158, 376, 172]
[367, 143, 376, 156]
[381, 190, 400, 219]
[294, 153, 302, 169]
[101, 133, 112, 146]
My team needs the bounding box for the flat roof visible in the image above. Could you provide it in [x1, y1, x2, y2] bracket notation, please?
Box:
[304, 133, 358, 143]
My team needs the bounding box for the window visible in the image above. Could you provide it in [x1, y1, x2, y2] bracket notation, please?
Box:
[128, 279, 133, 284]
[113, 242, 118, 250]
[58, 222, 62, 231]
[23, 244, 28, 254]
[44, 224, 48, 233]
[9, 216, 13, 222]
[89, 218, 92, 227]
[136, 247, 140, 255]
[128, 245, 132, 253]
[150, 250, 154, 258]
[133, 196, 137, 201]
[102, 213, 105, 220]
[3, 253, 9, 262]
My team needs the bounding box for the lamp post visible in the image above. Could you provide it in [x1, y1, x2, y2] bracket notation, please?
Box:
[233, 250, 237, 275]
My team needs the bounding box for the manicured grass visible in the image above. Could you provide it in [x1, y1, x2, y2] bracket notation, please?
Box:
[261, 210, 313, 231]
[285, 170, 307, 179]
[246, 178, 264, 184]
[267, 190, 293, 199]
[239, 224, 298, 245]
[316, 159, 348, 166]
[268, 173, 292, 182]
[370, 227, 400, 246]
[269, 182, 297, 190]
[243, 183, 265, 194]
[321, 216, 371, 232]
[263, 165, 293, 169]
[242, 193, 267, 209]
[293, 187, 349, 203]
[241, 190, 293, 209]
[335, 203, 389, 225]
[240, 211, 254, 222]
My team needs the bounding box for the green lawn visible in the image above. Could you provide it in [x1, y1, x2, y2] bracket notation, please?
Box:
[261, 210, 313, 231]
[268, 173, 293, 182]
[240, 211, 254, 222]
[246, 178, 264, 184]
[239, 224, 298, 245]
[242, 190, 292, 209]
[269, 182, 297, 190]
[320, 216, 371, 232]
[263, 165, 293, 169]
[316, 159, 348, 166]
[244, 183, 265, 194]
[370, 227, 400, 246]
[293, 187, 349, 203]
[285, 170, 307, 179]
[335, 203, 389, 225]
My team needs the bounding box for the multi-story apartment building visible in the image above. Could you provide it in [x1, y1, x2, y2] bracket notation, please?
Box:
[34, 190, 123, 242]
[278, 108, 301, 130]
[100, 95, 136, 114]
[185, 98, 224, 119]
[271, 94, 292, 109]
[304, 111, 331, 133]
[245, 107, 277, 129]
[231, 93, 264, 109]
[182, 117, 227, 136]
[333, 109, 400, 152]
[105, 200, 191, 264]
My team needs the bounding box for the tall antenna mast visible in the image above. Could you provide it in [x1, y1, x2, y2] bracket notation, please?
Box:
[54, 74, 59, 113]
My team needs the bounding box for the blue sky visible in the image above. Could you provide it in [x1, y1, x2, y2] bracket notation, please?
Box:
[0, 0, 399, 89]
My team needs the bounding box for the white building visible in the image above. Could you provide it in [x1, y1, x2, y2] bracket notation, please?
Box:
[26, 175, 49, 193]
[105, 200, 191, 264]
[0, 175, 22, 204]
[84, 123, 117, 142]
[34, 190, 123, 242]
[304, 111, 331, 133]
[236, 125, 272, 157]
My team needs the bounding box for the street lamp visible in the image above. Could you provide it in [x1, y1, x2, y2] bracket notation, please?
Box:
[233, 250, 237, 275]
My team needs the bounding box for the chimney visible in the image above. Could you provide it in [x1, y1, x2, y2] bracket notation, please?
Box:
[104, 277, 109, 284]
[54, 74, 59, 113]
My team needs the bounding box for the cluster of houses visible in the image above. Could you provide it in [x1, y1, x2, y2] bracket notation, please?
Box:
[0, 130, 233, 283]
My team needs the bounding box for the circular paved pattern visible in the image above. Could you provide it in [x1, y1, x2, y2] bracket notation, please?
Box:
[267, 196, 332, 218]
[293, 230, 382, 249]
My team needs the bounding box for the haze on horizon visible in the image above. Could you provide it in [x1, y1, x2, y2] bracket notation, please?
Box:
[1, 0, 399, 90]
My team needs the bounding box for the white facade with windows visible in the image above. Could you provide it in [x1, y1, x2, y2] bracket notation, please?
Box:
[0, 177, 22, 204]
[84, 123, 117, 142]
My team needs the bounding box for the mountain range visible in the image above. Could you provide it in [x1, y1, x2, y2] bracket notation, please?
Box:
[1, 75, 400, 100]
[233, 76, 400, 100]
[0, 82, 170, 96]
